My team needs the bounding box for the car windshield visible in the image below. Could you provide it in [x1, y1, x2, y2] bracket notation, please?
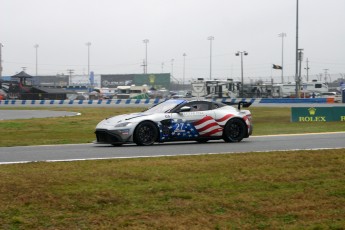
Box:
[144, 99, 186, 113]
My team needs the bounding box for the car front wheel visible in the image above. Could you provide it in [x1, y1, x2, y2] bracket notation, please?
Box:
[223, 118, 246, 142]
[134, 121, 158, 146]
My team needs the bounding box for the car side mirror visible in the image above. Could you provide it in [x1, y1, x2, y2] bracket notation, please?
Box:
[178, 106, 191, 113]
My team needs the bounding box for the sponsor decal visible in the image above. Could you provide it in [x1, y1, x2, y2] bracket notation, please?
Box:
[299, 116, 326, 122]
[191, 83, 205, 93]
[181, 111, 205, 116]
[149, 75, 156, 84]
[102, 80, 133, 87]
[308, 107, 316, 115]
[171, 122, 198, 138]
[298, 107, 326, 122]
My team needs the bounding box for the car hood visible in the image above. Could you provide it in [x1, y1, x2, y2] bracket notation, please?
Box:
[98, 113, 150, 127]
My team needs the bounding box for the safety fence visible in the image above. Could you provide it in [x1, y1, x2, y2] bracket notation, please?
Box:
[0, 97, 335, 107]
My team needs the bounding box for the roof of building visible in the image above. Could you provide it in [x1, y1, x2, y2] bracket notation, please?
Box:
[11, 71, 33, 79]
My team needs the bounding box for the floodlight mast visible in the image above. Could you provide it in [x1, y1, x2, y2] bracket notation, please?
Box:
[86, 42, 91, 77]
[235, 51, 248, 97]
[207, 36, 214, 80]
[34, 44, 39, 76]
[278, 33, 287, 83]
[143, 39, 149, 74]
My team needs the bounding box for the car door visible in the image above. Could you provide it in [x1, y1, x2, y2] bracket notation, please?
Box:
[169, 101, 222, 139]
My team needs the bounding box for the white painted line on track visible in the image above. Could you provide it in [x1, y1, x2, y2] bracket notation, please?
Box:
[3, 131, 345, 148]
[1, 147, 345, 165]
[251, 131, 345, 138]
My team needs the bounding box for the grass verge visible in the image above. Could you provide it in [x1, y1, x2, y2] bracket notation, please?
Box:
[0, 150, 344, 229]
[0, 106, 344, 147]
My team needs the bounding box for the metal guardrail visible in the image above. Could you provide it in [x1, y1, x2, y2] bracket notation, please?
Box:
[0, 97, 334, 107]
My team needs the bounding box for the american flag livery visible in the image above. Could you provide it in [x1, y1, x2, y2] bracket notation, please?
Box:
[193, 114, 234, 137]
[95, 99, 252, 146]
[243, 115, 251, 134]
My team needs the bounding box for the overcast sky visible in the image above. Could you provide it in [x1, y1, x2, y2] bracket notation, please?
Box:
[1, 0, 345, 83]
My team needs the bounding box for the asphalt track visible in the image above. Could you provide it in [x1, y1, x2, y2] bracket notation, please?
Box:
[1, 132, 345, 164]
[1, 104, 344, 164]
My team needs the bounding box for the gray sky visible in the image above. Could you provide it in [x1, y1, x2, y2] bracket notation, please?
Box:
[1, 0, 345, 83]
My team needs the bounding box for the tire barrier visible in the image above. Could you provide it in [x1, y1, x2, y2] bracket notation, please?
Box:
[0, 97, 333, 107]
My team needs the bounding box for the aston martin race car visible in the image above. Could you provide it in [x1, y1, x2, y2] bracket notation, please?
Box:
[95, 99, 253, 146]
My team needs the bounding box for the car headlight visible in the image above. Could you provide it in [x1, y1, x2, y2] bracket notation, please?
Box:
[115, 122, 132, 127]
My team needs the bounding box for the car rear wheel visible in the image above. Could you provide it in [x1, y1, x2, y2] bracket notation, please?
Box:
[223, 118, 246, 142]
[134, 121, 158, 146]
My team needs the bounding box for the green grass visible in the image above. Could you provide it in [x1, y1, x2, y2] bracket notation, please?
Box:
[252, 107, 345, 135]
[0, 150, 344, 229]
[0, 107, 140, 146]
[0, 106, 345, 229]
[0, 106, 344, 147]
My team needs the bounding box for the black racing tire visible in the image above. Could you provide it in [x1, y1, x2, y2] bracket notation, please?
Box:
[223, 118, 246, 143]
[134, 121, 158, 146]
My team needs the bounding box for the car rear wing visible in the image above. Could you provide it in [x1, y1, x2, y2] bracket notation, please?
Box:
[223, 101, 252, 110]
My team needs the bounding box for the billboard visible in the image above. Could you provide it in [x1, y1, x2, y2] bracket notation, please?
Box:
[101, 73, 170, 89]
[291, 107, 345, 122]
[101, 74, 134, 87]
[35, 75, 69, 86]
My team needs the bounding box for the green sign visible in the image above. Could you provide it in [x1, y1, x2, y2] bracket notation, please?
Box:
[100, 73, 170, 89]
[133, 74, 170, 89]
[291, 107, 345, 122]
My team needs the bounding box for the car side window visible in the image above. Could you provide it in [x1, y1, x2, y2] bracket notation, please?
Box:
[189, 102, 209, 111]
[212, 102, 225, 109]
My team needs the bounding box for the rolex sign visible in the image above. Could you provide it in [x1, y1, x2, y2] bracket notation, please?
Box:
[291, 107, 345, 122]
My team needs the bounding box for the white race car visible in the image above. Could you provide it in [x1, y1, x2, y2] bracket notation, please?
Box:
[95, 99, 253, 146]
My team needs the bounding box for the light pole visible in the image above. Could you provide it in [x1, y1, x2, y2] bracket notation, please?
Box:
[34, 44, 39, 76]
[67, 69, 74, 85]
[295, 0, 300, 97]
[278, 33, 286, 83]
[86, 42, 91, 77]
[143, 39, 149, 74]
[296, 48, 304, 97]
[171, 58, 177, 89]
[298, 48, 304, 83]
[323, 69, 329, 83]
[235, 51, 248, 97]
[305, 58, 310, 82]
[183, 53, 187, 87]
[207, 36, 214, 80]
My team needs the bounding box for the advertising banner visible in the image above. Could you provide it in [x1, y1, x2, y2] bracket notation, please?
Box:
[101, 73, 170, 89]
[291, 107, 345, 122]
[101, 75, 134, 88]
